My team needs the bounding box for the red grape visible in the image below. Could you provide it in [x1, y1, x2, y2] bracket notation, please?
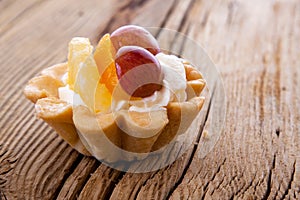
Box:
[111, 25, 160, 55]
[115, 46, 164, 97]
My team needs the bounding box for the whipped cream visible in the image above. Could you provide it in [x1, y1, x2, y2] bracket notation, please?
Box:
[155, 53, 187, 102]
[58, 85, 86, 106]
[58, 53, 187, 113]
[125, 53, 187, 112]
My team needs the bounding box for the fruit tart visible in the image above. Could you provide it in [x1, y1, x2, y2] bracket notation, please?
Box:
[24, 25, 206, 162]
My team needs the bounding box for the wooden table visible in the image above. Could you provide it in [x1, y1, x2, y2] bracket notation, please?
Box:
[1, 0, 299, 199]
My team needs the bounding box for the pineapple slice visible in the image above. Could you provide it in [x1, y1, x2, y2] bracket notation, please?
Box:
[68, 37, 93, 90]
[74, 55, 112, 113]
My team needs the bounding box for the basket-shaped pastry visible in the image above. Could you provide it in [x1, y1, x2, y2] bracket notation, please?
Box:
[24, 25, 206, 162]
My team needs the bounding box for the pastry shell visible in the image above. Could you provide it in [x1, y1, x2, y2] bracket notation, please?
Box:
[24, 62, 206, 161]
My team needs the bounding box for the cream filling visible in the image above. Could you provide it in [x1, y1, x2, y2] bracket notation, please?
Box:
[58, 85, 86, 106]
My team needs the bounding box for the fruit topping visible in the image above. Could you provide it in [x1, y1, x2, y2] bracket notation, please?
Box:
[111, 25, 160, 55]
[67, 37, 93, 90]
[74, 55, 112, 113]
[115, 46, 164, 98]
[94, 34, 118, 94]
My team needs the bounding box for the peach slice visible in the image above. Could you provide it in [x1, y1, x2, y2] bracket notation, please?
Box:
[94, 34, 118, 94]
[74, 55, 112, 113]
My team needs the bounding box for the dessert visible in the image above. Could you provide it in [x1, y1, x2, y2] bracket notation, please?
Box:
[24, 25, 206, 162]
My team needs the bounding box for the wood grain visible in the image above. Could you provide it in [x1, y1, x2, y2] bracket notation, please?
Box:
[0, 0, 299, 199]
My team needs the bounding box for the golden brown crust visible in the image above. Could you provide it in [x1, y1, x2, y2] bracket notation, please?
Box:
[184, 63, 206, 100]
[117, 109, 168, 153]
[186, 79, 206, 98]
[184, 63, 203, 80]
[151, 97, 205, 151]
[35, 97, 73, 123]
[24, 75, 64, 103]
[24, 63, 91, 156]
[24, 61, 206, 161]
[41, 62, 68, 80]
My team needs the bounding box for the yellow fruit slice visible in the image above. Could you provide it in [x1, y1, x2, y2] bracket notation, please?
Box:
[68, 37, 93, 90]
[94, 34, 118, 94]
[74, 55, 112, 113]
[95, 84, 112, 113]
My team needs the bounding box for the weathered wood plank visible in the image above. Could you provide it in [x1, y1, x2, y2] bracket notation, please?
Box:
[169, 0, 300, 199]
[78, 165, 123, 200]
[0, 0, 131, 199]
[0, 0, 44, 32]
[0, 0, 299, 199]
[57, 157, 99, 199]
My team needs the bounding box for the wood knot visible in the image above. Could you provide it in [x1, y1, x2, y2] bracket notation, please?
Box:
[275, 128, 281, 137]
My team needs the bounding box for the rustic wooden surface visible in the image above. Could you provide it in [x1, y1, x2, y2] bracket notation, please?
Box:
[1, 0, 300, 199]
